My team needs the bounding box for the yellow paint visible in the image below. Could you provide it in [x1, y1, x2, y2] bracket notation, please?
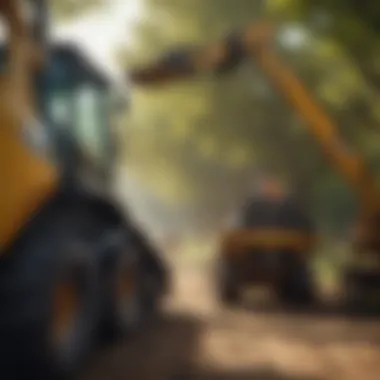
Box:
[221, 228, 316, 256]
[0, 2, 59, 252]
[0, 90, 58, 251]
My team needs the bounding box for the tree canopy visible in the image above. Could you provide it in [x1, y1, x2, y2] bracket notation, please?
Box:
[119, 0, 379, 235]
[51, 0, 105, 20]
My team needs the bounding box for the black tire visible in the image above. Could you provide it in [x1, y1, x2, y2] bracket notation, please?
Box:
[278, 256, 315, 307]
[0, 215, 100, 380]
[139, 266, 162, 324]
[101, 242, 143, 341]
[102, 230, 168, 341]
[344, 272, 365, 314]
[134, 234, 169, 324]
[344, 269, 380, 315]
[216, 257, 240, 306]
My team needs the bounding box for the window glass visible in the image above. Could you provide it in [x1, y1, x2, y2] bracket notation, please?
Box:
[41, 49, 113, 170]
[49, 90, 72, 127]
[75, 85, 105, 162]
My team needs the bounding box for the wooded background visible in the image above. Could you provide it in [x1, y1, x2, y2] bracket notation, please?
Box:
[55, 0, 380, 251]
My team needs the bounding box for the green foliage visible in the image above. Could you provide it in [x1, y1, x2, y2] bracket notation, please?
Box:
[51, 0, 104, 20]
[122, 0, 379, 233]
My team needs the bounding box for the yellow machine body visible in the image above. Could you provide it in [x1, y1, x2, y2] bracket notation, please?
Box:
[0, 1, 59, 252]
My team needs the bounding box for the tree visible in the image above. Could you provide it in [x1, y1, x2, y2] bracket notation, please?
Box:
[267, 0, 380, 86]
[123, 0, 379, 234]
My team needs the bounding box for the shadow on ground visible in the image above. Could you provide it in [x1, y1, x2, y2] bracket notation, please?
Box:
[78, 313, 202, 380]
[78, 266, 380, 380]
[238, 295, 380, 322]
[209, 298, 380, 347]
[79, 313, 323, 380]
[171, 367, 321, 380]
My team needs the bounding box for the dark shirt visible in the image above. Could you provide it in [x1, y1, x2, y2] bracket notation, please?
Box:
[240, 194, 313, 232]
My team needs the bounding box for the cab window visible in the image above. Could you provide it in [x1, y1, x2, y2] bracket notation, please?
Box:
[49, 89, 72, 127]
[75, 85, 107, 163]
[45, 51, 113, 170]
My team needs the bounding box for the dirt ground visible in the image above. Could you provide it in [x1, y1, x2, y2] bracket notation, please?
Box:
[79, 267, 380, 380]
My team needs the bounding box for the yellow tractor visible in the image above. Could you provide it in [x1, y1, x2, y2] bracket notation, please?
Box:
[215, 177, 316, 306]
[0, 1, 169, 378]
[130, 23, 380, 310]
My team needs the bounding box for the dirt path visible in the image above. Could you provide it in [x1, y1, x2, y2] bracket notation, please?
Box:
[80, 268, 380, 380]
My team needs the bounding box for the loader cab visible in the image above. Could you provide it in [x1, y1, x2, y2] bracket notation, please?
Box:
[0, 40, 123, 184]
[0, 0, 126, 248]
[41, 44, 121, 186]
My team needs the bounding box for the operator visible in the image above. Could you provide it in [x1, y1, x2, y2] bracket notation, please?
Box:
[239, 174, 313, 232]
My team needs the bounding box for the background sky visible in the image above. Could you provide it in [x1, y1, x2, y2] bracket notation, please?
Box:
[54, 0, 143, 76]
